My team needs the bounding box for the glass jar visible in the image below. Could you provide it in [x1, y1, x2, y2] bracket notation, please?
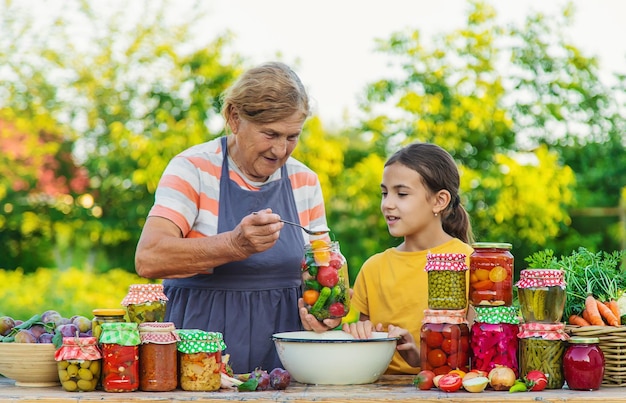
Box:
[469, 306, 520, 376]
[121, 283, 168, 324]
[301, 240, 350, 320]
[469, 243, 513, 306]
[92, 308, 127, 341]
[518, 322, 569, 389]
[563, 336, 605, 390]
[138, 322, 179, 392]
[99, 322, 140, 392]
[420, 309, 470, 375]
[425, 253, 468, 310]
[515, 269, 566, 323]
[54, 336, 102, 392]
[176, 329, 226, 391]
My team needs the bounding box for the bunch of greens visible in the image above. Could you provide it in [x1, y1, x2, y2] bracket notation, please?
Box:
[524, 247, 626, 320]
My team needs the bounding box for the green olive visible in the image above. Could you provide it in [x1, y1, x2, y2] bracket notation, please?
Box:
[62, 380, 78, 392]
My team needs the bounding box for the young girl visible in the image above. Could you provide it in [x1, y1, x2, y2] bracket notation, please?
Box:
[343, 142, 474, 375]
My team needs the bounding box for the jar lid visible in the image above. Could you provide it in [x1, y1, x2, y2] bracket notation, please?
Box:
[139, 322, 180, 344]
[423, 309, 468, 324]
[93, 308, 127, 317]
[424, 253, 468, 272]
[474, 306, 520, 325]
[517, 322, 570, 341]
[99, 322, 141, 345]
[515, 269, 566, 288]
[121, 283, 169, 306]
[176, 329, 227, 354]
[471, 242, 512, 249]
[54, 336, 102, 361]
[568, 336, 600, 344]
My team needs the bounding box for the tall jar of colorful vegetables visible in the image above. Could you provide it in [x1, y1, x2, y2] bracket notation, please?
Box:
[469, 243, 514, 307]
[420, 309, 470, 375]
[469, 306, 520, 376]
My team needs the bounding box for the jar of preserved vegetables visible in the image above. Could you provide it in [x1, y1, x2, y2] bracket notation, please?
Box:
[420, 309, 470, 375]
[469, 306, 520, 376]
[469, 243, 513, 306]
[138, 322, 179, 392]
[425, 253, 468, 310]
[515, 269, 566, 323]
[99, 322, 140, 392]
[301, 240, 350, 320]
[121, 283, 168, 324]
[92, 308, 127, 341]
[54, 336, 102, 392]
[563, 337, 605, 390]
[176, 329, 227, 391]
[518, 322, 569, 389]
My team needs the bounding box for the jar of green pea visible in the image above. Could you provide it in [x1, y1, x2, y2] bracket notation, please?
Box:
[425, 253, 468, 310]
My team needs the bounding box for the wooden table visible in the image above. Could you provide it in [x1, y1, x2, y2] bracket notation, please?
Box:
[1, 375, 625, 402]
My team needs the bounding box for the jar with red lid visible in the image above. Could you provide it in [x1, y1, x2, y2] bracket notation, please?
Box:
[54, 336, 102, 392]
[469, 306, 520, 376]
[518, 322, 568, 389]
[425, 253, 468, 310]
[469, 243, 513, 306]
[121, 283, 168, 324]
[563, 336, 605, 390]
[420, 309, 470, 375]
[515, 269, 566, 323]
[138, 322, 179, 392]
[99, 322, 140, 392]
[176, 329, 226, 391]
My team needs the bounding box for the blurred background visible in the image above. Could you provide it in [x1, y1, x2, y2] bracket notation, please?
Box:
[1, 0, 625, 318]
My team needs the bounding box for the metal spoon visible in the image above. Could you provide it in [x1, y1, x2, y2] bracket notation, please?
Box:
[252, 212, 330, 235]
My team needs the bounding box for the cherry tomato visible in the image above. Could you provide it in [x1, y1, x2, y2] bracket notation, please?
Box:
[303, 289, 320, 305]
[317, 266, 339, 287]
[438, 373, 462, 392]
[328, 302, 345, 317]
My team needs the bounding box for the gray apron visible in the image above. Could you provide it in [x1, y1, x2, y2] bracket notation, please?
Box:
[163, 136, 305, 373]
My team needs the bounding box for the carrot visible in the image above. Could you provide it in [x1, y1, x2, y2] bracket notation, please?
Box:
[568, 314, 590, 327]
[596, 298, 619, 326]
[585, 295, 606, 326]
[582, 308, 592, 324]
[607, 300, 621, 325]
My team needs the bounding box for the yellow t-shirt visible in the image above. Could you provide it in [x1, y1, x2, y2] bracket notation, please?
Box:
[350, 238, 474, 375]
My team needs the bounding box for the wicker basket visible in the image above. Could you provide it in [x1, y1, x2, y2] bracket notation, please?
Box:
[566, 325, 626, 387]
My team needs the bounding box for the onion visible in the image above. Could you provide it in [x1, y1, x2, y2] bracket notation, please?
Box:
[488, 365, 516, 391]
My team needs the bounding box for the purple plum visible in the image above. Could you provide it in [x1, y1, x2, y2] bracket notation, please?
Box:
[38, 333, 54, 343]
[56, 323, 79, 338]
[0, 316, 15, 336]
[269, 368, 291, 390]
[14, 329, 37, 343]
[29, 324, 47, 338]
[251, 368, 270, 391]
[41, 310, 63, 326]
[71, 315, 92, 333]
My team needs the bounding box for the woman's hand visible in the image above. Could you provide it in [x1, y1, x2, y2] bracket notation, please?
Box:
[298, 298, 341, 332]
[387, 324, 420, 368]
[229, 209, 284, 258]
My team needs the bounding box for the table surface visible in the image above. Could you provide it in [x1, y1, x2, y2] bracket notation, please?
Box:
[1, 375, 625, 402]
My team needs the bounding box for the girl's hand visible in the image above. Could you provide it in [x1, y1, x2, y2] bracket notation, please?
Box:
[387, 324, 420, 367]
[341, 320, 377, 339]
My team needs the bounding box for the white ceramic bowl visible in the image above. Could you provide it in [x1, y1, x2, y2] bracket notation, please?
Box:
[0, 342, 59, 387]
[272, 330, 397, 385]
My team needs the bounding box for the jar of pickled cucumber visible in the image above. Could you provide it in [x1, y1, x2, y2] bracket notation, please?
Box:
[54, 336, 102, 392]
[469, 243, 513, 306]
[518, 322, 569, 389]
[420, 309, 470, 375]
[99, 322, 141, 392]
[176, 329, 226, 391]
[121, 283, 168, 324]
[301, 240, 350, 320]
[563, 336, 605, 390]
[425, 253, 468, 310]
[515, 269, 566, 323]
[469, 306, 520, 376]
[138, 322, 179, 392]
[92, 308, 127, 342]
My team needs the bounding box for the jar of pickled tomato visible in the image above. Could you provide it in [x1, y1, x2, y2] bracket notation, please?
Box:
[425, 253, 468, 310]
[302, 240, 350, 320]
[563, 336, 605, 390]
[176, 329, 226, 391]
[470, 306, 520, 376]
[518, 322, 569, 389]
[469, 243, 513, 306]
[138, 322, 179, 392]
[99, 322, 140, 392]
[420, 309, 470, 375]
[121, 283, 168, 324]
[515, 269, 566, 323]
[54, 336, 102, 392]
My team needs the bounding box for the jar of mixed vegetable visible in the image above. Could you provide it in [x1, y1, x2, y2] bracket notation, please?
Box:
[469, 306, 520, 376]
[425, 253, 468, 310]
[99, 322, 141, 392]
[121, 284, 168, 324]
[54, 336, 102, 392]
[563, 336, 605, 390]
[176, 329, 226, 391]
[515, 269, 566, 323]
[138, 322, 179, 392]
[92, 308, 127, 341]
[301, 240, 350, 320]
[518, 322, 569, 389]
[469, 243, 513, 306]
[420, 309, 470, 375]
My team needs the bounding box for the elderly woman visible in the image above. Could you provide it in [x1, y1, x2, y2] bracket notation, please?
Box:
[135, 62, 335, 373]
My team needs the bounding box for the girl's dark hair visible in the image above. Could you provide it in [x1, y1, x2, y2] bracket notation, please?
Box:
[385, 142, 474, 244]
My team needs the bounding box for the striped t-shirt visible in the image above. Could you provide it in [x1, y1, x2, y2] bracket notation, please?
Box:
[148, 137, 327, 240]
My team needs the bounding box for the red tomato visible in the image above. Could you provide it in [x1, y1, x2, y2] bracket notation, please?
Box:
[438, 373, 462, 392]
[425, 331, 443, 348]
[413, 370, 436, 390]
[524, 370, 548, 391]
[317, 266, 339, 287]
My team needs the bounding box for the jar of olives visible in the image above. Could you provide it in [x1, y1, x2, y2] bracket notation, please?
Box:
[121, 283, 168, 324]
[138, 322, 179, 392]
[176, 329, 226, 391]
[420, 309, 470, 374]
[99, 322, 141, 392]
[469, 306, 520, 376]
[518, 322, 569, 389]
[92, 308, 127, 341]
[515, 269, 566, 323]
[301, 240, 350, 320]
[54, 336, 102, 392]
[425, 253, 468, 310]
[469, 243, 514, 306]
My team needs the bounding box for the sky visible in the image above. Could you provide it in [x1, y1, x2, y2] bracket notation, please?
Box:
[195, 0, 626, 128]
